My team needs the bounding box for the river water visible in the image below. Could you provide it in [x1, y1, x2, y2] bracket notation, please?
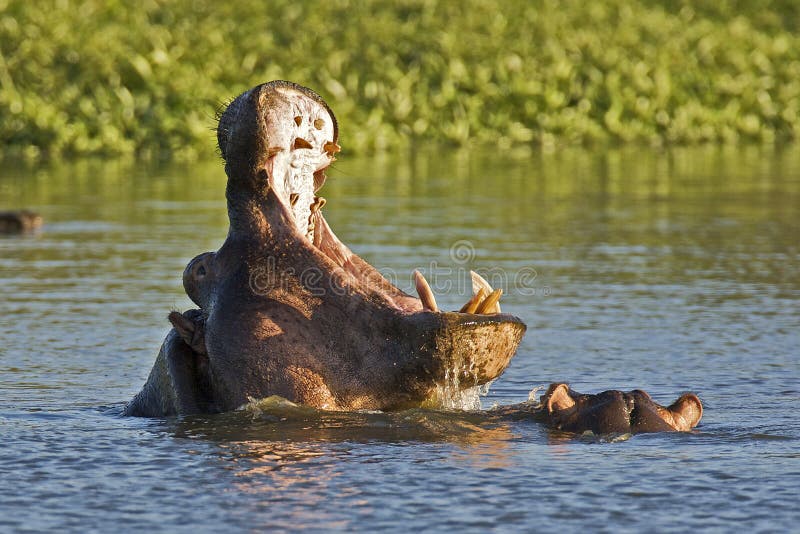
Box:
[1, 146, 798, 531]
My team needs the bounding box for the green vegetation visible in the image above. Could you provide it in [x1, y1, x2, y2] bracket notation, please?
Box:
[1, 0, 799, 157]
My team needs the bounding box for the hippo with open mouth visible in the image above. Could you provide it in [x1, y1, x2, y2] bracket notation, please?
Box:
[125, 81, 526, 416]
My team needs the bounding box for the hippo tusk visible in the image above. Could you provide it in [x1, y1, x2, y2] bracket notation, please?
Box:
[475, 288, 503, 315]
[471, 271, 501, 313]
[414, 270, 439, 312]
[460, 287, 487, 313]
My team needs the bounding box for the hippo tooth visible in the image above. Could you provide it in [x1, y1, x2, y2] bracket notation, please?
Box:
[309, 197, 326, 215]
[314, 118, 325, 130]
[475, 288, 503, 315]
[294, 116, 303, 126]
[470, 271, 501, 313]
[459, 287, 487, 314]
[470, 270, 493, 294]
[414, 270, 439, 312]
[293, 137, 313, 150]
[266, 146, 283, 158]
[323, 141, 341, 155]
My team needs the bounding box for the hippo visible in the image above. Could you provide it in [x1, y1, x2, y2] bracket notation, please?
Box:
[125, 81, 526, 416]
[0, 210, 42, 233]
[498, 383, 703, 434]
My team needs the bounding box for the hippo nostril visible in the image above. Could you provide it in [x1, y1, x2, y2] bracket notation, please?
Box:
[290, 193, 299, 206]
[293, 137, 313, 150]
[196, 265, 206, 277]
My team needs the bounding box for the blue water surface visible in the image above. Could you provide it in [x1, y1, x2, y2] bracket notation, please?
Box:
[1, 146, 798, 532]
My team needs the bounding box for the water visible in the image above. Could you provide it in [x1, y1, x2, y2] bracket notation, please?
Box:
[1, 146, 798, 531]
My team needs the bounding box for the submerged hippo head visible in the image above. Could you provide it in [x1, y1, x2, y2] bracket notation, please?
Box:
[539, 383, 703, 434]
[127, 81, 526, 416]
[0, 210, 43, 234]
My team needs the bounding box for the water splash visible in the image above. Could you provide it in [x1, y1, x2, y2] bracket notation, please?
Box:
[426, 361, 494, 411]
[239, 395, 318, 419]
[527, 385, 547, 403]
[578, 431, 633, 444]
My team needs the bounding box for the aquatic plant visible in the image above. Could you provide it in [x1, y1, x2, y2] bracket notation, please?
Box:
[1, 0, 798, 157]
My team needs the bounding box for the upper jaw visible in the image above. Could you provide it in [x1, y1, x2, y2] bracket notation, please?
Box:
[218, 81, 339, 237]
[219, 81, 520, 321]
[258, 99, 339, 242]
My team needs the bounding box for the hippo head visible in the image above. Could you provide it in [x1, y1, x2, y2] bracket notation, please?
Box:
[169, 81, 526, 412]
[0, 210, 43, 234]
[541, 383, 703, 434]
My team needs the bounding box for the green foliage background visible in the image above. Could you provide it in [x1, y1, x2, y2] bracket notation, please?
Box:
[1, 0, 799, 157]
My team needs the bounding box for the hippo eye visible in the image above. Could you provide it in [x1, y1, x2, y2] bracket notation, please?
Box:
[197, 265, 207, 277]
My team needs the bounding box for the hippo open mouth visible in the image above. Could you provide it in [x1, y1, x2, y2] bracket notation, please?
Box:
[126, 81, 526, 416]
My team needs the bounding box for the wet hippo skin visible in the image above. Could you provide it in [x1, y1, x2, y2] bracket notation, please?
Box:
[125, 81, 526, 416]
[539, 383, 703, 434]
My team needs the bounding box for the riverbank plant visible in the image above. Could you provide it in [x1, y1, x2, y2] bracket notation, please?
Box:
[1, 0, 798, 157]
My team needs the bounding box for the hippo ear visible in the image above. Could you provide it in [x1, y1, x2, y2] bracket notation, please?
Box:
[168, 311, 206, 355]
[168, 311, 195, 344]
[544, 383, 576, 414]
[667, 393, 703, 431]
[630, 389, 653, 401]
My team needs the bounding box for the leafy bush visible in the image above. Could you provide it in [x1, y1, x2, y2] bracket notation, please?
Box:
[1, 0, 798, 157]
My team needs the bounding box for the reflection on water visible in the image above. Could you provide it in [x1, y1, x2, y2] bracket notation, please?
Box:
[171, 396, 516, 446]
[175, 399, 520, 498]
[1, 145, 798, 531]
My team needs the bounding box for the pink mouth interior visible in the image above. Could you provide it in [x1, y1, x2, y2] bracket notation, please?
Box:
[258, 85, 504, 318]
